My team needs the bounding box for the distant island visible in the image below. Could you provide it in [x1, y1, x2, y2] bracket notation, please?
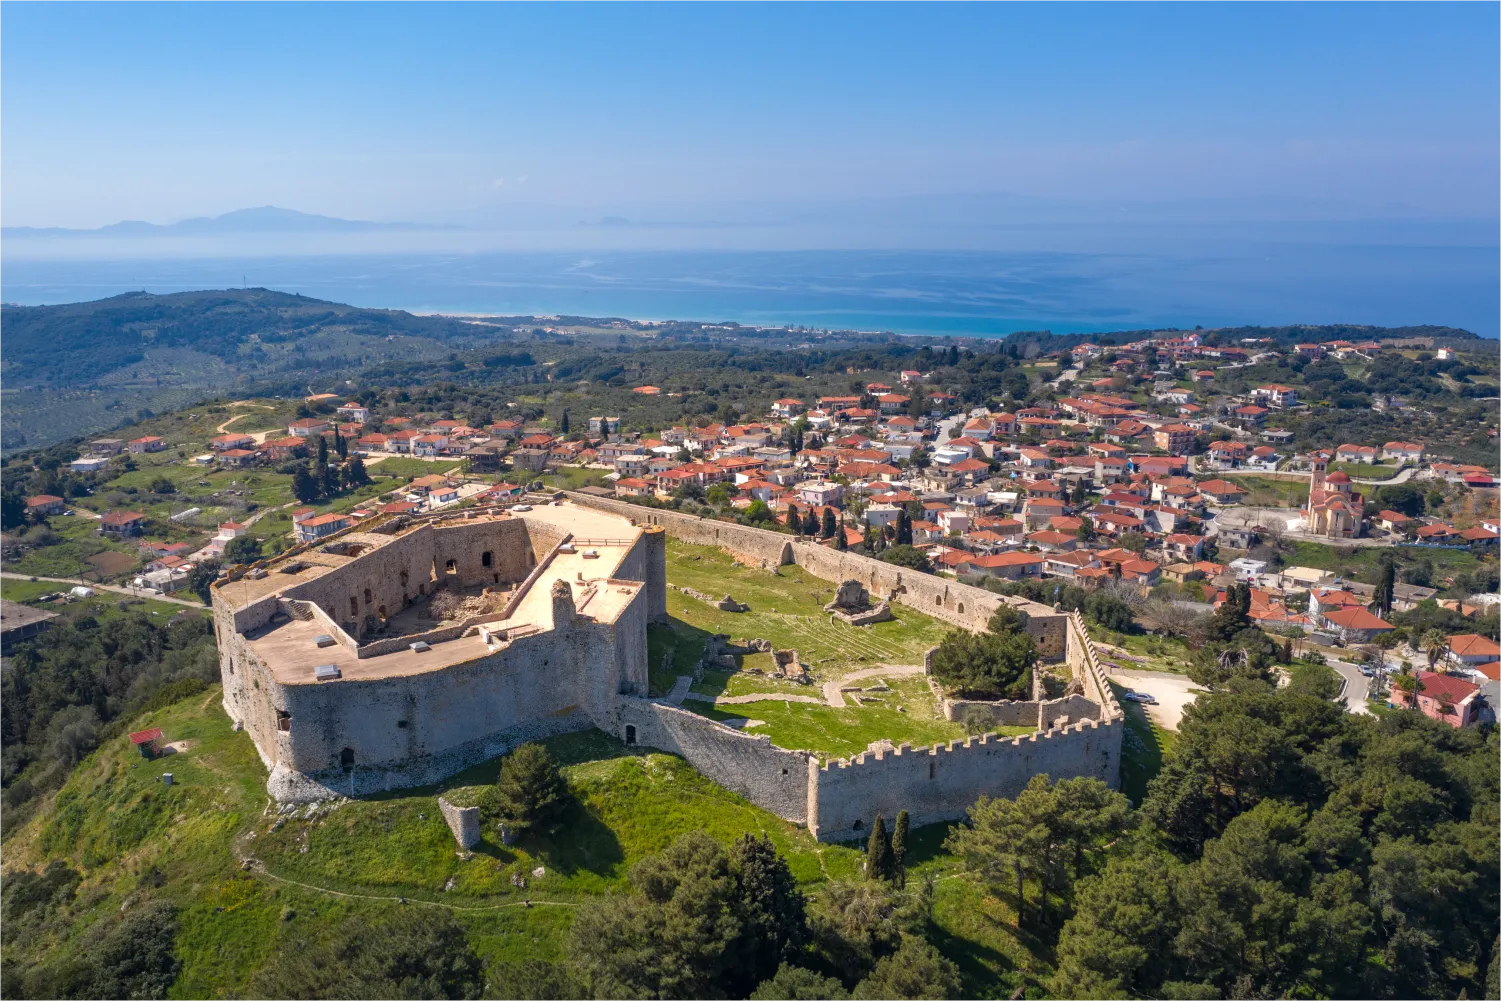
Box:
[1, 205, 456, 239]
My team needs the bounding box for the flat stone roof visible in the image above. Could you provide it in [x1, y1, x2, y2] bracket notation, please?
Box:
[238, 504, 644, 685]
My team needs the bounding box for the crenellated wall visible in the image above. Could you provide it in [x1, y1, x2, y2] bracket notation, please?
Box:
[807, 719, 1121, 840]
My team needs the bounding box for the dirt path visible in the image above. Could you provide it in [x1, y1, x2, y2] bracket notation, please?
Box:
[0, 572, 206, 608]
[682, 691, 824, 706]
[823, 664, 926, 708]
[232, 829, 575, 913]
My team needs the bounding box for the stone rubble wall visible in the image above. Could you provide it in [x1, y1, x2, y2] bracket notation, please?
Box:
[438, 795, 481, 849]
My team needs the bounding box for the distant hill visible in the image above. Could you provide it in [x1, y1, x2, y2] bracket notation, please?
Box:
[2, 206, 455, 239]
[0, 289, 508, 451]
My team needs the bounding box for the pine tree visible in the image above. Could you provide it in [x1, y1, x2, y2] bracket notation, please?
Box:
[866, 814, 891, 881]
[891, 810, 910, 888]
[495, 742, 569, 833]
[821, 507, 837, 540]
[292, 466, 321, 504]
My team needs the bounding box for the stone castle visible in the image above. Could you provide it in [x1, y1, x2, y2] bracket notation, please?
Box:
[213, 496, 1121, 840]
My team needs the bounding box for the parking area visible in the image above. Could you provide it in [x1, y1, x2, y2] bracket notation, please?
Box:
[1108, 669, 1203, 731]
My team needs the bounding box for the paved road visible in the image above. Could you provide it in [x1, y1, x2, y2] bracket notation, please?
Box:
[1050, 364, 1083, 389]
[1328, 659, 1372, 714]
[0, 572, 206, 608]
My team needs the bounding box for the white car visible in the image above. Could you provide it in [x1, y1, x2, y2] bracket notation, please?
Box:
[1121, 691, 1158, 705]
[510, 504, 532, 512]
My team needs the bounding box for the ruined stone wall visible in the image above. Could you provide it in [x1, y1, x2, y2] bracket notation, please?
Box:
[280, 519, 540, 640]
[438, 795, 481, 849]
[942, 697, 1044, 728]
[430, 518, 537, 589]
[808, 719, 1121, 841]
[612, 700, 812, 823]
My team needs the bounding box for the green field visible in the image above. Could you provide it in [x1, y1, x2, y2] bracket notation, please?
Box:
[1219, 473, 1309, 507]
[1330, 461, 1399, 481]
[664, 539, 950, 674]
[3, 686, 1053, 998]
[659, 540, 993, 756]
[1285, 540, 1485, 587]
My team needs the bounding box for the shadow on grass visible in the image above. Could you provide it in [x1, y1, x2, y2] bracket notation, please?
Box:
[927, 920, 1025, 1000]
[521, 799, 627, 879]
[1112, 685, 1168, 806]
[359, 728, 644, 803]
[648, 617, 715, 696]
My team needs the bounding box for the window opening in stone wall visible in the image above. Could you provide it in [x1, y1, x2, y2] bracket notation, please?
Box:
[958, 602, 965, 614]
[378, 605, 387, 619]
[397, 720, 409, 729]
[481, 551, 493, 567]
[340, 747, 355, 771]
[852, 819, 863, 831]
[935, 595, 942, 606]
[929, 760, 936, 780]
[624, 725, 637, 745]
[349, 597, 359, 617]
[445, 559, 457, 575]
[228, 658, 235, 675]
[276, 710, 292, 732]
[400, 569, 409, 588]
[364, 588, 373, 604]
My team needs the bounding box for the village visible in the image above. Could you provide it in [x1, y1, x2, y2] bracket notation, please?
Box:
[8, 330, 1499, 733]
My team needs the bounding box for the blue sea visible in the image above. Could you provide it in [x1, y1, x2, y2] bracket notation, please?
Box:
[3, 244, 1497, 338]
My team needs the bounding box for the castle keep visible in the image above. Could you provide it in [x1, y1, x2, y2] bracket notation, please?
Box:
[214, 498, 1121, 839]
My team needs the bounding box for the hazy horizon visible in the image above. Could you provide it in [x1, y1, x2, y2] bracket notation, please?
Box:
[4, 4, 1497, 230]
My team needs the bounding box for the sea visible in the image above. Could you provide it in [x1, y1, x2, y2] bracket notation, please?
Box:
[3, 244, 1498, 338]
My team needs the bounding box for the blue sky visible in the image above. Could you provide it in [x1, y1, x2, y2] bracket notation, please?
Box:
[3, 2, 1497, 228]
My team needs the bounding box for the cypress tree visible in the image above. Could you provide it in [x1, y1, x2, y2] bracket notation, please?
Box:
[866, 814, 891, 881]
[560, 410, 570, 435]
[892, 810, 910, 888]
[834, 519, 848, 551]
[786, 503, 800, 534]
[317, 435, 329, 466]
[801, 508, 820, 536]
[820, 507, 837, 540]
[896, 508, 913, 546]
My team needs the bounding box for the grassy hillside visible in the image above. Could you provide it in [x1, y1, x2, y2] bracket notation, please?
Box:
[1, 687, 1061, 998]
[0, 289, 515, 452]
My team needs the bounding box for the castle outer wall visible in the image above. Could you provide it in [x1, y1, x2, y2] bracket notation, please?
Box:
[561, 493, 1123, 840]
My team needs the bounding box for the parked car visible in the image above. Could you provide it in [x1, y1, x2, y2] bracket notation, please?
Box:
[1121, 690, 1158, 705]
